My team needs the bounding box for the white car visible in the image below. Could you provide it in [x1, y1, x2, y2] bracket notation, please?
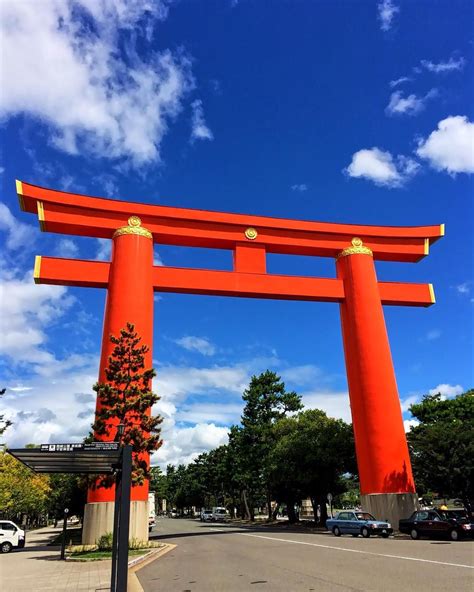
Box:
[0, 520, 25, 553]
[200, 509, 213, 522]
[212, 507, 228, 522]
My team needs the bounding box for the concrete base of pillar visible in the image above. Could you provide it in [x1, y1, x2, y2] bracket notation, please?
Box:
[360, 492, 419, 531]
[82, 500, 149, 545]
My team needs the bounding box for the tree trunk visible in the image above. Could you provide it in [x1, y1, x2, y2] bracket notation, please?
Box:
[318, 495, 328, 526]
[267, 488, 272, 521]
[242, 489, 252, 520]
[287, 498, 298, 524]
[271, 502, 280, 521]
[310, 497, 318, 523]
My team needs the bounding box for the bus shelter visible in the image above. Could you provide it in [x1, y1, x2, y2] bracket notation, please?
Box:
[8, 442, 132, 592]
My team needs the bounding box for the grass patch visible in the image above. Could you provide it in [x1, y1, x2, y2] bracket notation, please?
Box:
[69, 549, 150, 562]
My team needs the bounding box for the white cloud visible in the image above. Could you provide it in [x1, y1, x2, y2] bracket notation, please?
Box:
[174, 336, 216, 356]
[301, 390, 351, 423]
[94, 238, 112, 261]
[0, 0, 195, 166]
[421, 56, 466, 74]
[389, 76, 412, 88]
[0, 202, 37, 251]
[94, 174, 119, 198]
[291, 184, 308, 192]
[153, 422, 229, 468]
[154, 250, 164, 266]
[345, 147, 419, 187]
[385, 89, 437, 116]
[190, 99, 213, 142]
[400, 394, 421, 413]
[426, 329, 441, 341]
[456, 282, 471, 295]
[0, 270, 75, 367]
[428, 384, 464, 398]
[280, 364, 322, 387]
[55, 238, 79, 258]
[2, 365, 99, 448]
[378, 0, 399, 31]
[416, 116, 474, 174]
[404, 419, 419, 433]
[176, 402, 243, 426]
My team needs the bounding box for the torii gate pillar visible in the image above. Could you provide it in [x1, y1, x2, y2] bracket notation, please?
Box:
[82, 217, 154, 545]
[337, 240, 418, 525]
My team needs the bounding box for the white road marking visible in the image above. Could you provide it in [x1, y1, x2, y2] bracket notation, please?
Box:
[237, 533, 474, 569]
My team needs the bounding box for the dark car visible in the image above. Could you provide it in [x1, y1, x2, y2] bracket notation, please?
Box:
[399, 510, 472, 541]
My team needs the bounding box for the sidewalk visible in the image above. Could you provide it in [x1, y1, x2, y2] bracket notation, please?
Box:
[0, 525, 112, 592]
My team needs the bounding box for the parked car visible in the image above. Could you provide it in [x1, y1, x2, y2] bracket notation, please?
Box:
[399, 510, 472, 541]
[326, 511, 392, 538]
[212, 507, 228, 522]
[0, 520, 26, 553]
[200, 509, 213, 522]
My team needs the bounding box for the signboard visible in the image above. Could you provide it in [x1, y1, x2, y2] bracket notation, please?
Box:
[40, 442, 119, 452]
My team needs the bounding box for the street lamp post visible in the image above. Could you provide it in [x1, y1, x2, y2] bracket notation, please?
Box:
[60, 507, 69, 560]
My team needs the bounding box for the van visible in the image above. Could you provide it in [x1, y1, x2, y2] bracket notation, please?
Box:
[212, 507, 228, 522]
[0, 520, 25, 553]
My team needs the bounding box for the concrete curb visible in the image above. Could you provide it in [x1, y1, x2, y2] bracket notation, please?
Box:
[128, 543, 176, 592]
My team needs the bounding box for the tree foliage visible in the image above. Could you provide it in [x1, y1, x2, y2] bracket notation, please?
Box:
[0, 451, 50, 523]
[91, 323, 163, 485]
[408, 389, 474, 509]
[268, 409, 356, 523]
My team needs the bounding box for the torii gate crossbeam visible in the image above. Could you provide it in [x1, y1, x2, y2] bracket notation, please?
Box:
[16, 180, 444, 541]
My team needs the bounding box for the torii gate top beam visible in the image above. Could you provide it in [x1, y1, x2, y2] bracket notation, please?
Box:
[17, 181, 444, 262]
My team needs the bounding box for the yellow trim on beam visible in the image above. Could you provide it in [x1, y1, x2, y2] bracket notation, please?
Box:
[424, 238, 429, 256]
[16, 180, 25, 211]
[428, 283, 436, 304]
[37, 201, 45, 231]
[33, 256, 42, 284]
[439, 223, 445, 236]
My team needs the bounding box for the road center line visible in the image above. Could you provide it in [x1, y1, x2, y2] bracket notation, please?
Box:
[237, 533, 474, 569]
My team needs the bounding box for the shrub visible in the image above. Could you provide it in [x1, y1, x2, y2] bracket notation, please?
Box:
[97, 532, 113, 550]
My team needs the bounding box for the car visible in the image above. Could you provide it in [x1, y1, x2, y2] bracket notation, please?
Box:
[399, 510, 472, 541]
[0, 520, 26, 553]
[326, 511, 392, 538]
[212, 507, 228, 522]
[200, 509, 213, 522]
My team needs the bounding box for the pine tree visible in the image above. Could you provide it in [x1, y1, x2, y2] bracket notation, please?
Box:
[237, 370, 303, 520]
[91, 323, 163, 485]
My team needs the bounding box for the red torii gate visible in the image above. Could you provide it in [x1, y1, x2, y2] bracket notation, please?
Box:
[17, 180, 443, 541]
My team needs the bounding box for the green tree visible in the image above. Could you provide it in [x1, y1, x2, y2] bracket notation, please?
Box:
[408, 389, 474, 511]
[235, 371, 303, 520]
[91, 323, 163, 485]
[150, 466, 168, 512]
[46, 474, 86, 524]
[268, 409, 356, 524]
[0, 451, 50, 524]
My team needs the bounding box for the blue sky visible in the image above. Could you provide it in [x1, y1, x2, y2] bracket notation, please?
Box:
[0, 0, 472, 467]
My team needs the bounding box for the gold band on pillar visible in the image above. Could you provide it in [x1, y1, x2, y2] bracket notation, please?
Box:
[337, 237, 373, 260]
[113, 216, 152, 240]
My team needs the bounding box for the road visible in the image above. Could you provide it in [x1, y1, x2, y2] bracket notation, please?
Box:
[139, 518, 473, 592]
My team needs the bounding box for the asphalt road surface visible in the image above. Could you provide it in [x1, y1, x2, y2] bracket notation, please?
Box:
[139, 518, 474, 592]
